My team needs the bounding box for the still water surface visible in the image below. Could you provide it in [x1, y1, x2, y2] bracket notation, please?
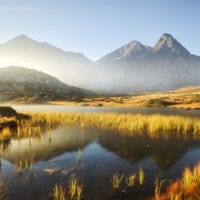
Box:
[1, 106, 200, 199]
[1, 127, 200, 199]
[13, 105, 200, 117]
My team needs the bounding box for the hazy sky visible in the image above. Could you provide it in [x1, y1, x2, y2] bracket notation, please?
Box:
[0, 0, 199, 60]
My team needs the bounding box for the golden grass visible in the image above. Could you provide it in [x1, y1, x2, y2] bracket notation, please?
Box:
[0, 127, 12, 143]
[69, 174, 78, 199]
[0, 117, 17, 143]
[76, 185, 82, 200]
[111, 172, 124, 191]
[68, 174, 82, 200]
[48, 87, 200, 109]
[156, 162, 200, 200]
[126, 173, 136, 187]
[0, 117, 15, 123]
[154, 178, 166, 200]
[53, 175, 82, 200]
[53, 184, 67, 200]
[15, 112, 200, 140]
[139, 167, 145, 186]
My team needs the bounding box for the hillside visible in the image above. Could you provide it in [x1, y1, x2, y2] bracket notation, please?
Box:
[0, 66, 92, 103]
[0, 35, 94, 89]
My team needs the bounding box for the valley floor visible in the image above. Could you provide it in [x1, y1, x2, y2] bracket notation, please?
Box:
[48, 87, 200, 110]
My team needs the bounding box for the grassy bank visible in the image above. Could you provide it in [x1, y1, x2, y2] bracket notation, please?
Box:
[15, 112, 200, 140]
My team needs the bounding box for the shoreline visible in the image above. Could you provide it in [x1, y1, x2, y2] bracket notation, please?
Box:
[1, 101, 200, 110]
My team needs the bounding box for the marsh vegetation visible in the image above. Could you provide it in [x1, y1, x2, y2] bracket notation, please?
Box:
[14, 112, 200, 140]
[53, 174, 82, 200]
[155, 163, 200, 200]
[1, 108, 200, 199]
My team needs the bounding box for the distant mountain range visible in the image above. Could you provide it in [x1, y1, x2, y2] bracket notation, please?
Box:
[0, 66, 91, 103]
[0, 33, 200, 93]
[0, 35, 94, 89]
[97, 33, 200, 92]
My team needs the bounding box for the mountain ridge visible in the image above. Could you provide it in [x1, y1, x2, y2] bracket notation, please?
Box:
[98, 33, 199, 63]
[96, 33, 200, 93]
[2, 33, 199, 64]
[98, 40, 153, 65]
[0, 33, 200, 93]
[4, 34, 88, 58]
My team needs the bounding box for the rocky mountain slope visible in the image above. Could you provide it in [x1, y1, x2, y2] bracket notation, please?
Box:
[0, 66, 91, 103]
[0, 34, 200, 93]
[97, 33, 200, 93]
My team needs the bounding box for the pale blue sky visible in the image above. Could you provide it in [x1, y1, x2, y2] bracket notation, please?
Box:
[0, 0, 199, 60]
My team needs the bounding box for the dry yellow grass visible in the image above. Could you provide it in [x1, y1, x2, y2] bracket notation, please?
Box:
[53, 184, 66, 200]
[156, 162, 200, 200]
[111, 172, 124, 191]
[14, 112, 200, 140]
[0, 117, 17, 142]
[0, 127, 12, 142]
[52, 175, 82, 200]
[48, 88, 200, 109]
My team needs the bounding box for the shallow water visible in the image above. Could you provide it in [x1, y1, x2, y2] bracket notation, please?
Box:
[1, 125, 200, 200]
[13, 105, 200, 117]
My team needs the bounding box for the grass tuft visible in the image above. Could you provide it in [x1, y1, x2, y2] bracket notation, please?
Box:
[139, 168, 144, 186]
[111, 172, 124, 191]
[53, 184, 66, 200]
[155, 162, 200, 200]
[126, 173, 136, 187]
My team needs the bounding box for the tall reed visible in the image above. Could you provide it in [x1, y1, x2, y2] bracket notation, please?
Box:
[53, 184, 66, 200]
[6, 112, 200, 141]
[126, 173, 136, 187]
[155, 162, 200, 200]
[0, 127, 12, 143]
[111, 172, 124, 191]
[52, 174, 82, 200]
[139, 168, 144, 186]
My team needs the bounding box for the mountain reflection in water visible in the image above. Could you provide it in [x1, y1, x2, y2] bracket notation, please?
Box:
[1, 125, 200, 200]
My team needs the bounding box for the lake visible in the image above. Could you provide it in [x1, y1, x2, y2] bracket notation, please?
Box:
[13, 105, 200, 117]
[1, 106, 200, 200]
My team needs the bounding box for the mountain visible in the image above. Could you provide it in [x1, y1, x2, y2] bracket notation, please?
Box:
[99, 40, 152, 65]
[153, 33, 191, 56]
[0, 66, 91, 103]
[98, 33, 193, 65]
[97, 33, 200, 93]
[0, 34, 200, 93]
[0, 35, 94, 89]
